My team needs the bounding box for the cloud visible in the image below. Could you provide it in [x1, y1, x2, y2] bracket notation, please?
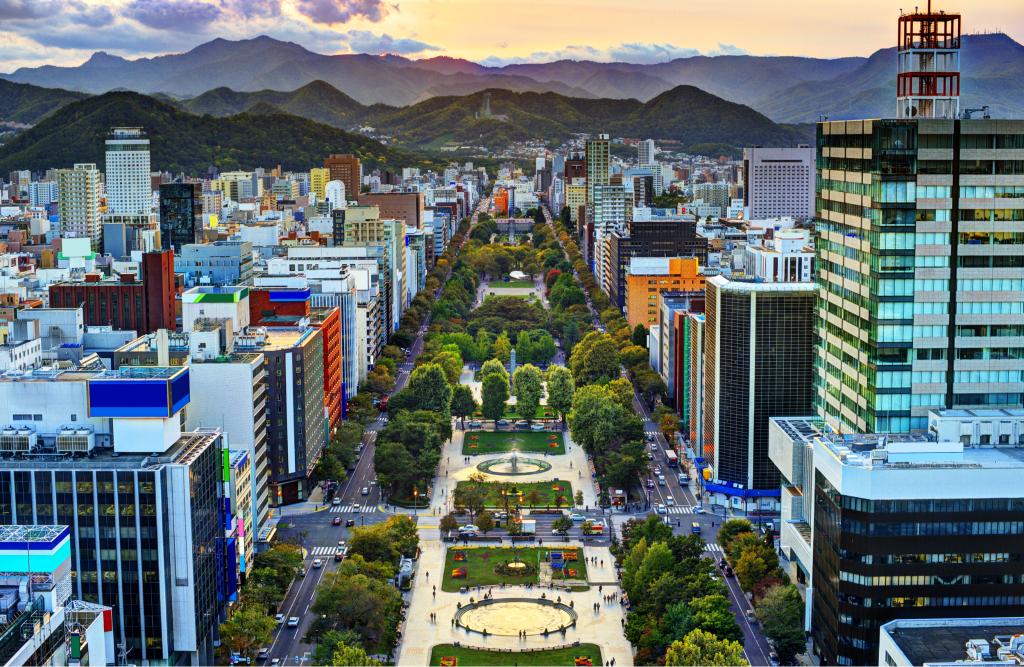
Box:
[69, 3, 117, 27]
[0, 0, 50, 20]
[342, 30, 437, 54]
[295, 0, 389, 24]
[607, 42, 700, 63]
[123, 0, 222, 30]
[221, 0, 281, 19]
[707, 43, 749, 56]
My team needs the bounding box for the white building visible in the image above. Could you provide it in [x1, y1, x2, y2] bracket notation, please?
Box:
[57, 164, 102, 249]
[27, 181, 59, 207]
[637, 139, 656, 166]
[743, 229, 814, 282]
[742, 146, 814, 220]
[105, 127, 151, 215]
[325, 180, 346, 210]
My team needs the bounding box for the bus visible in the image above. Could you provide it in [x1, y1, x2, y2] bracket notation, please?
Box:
[665, 450, 679, 468]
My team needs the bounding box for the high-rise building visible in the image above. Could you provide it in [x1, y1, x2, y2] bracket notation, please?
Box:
[742, 146, 815, 219]
[57, 163, 102, 249]
[632, 174, 654, 207]
[591, 183, 625, 290]
[104, 127, 151, 215]
[324, 154, 361, 205]
[159, 182, 202, 251]
[585, 134, 610, 204]
[638, 139, 656, 166]
[564, 152, 586, 182]
[815, 118, 1024, 434]
[701, 276, 816, 509]
[309, 167, 330, 202]
[27, 180, 59, 207]
[358, 191, 424, 228]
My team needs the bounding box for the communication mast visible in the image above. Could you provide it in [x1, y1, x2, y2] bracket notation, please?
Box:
[896, 1, 961, 119]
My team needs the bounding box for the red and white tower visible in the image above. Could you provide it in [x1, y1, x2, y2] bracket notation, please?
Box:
[896, 1, 961, 119]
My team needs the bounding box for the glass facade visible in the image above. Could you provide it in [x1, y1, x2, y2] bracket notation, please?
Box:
[159, 183, 201, 252]
[812, 472, 1024, 666]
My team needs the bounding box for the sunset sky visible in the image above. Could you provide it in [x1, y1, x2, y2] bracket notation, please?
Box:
[1, 0, 1021, 70]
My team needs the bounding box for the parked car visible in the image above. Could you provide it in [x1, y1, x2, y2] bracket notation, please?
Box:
[514, 420, 529, 430]
[332, 517, 342, 526]
[274, 613, 285, 624]
[569, 513, 586, 522]
[530, 423, 545, 431]
[468, 420, 482, 429]
[496, 419, 510, 427]
[287, 617, 299, 628]
[257, 648, 270, 660]
[647, 452, 654, 460]
[459, 524, 479, 533]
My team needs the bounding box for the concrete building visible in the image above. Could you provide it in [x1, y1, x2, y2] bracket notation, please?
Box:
[591, 184, 625, 292]
[879, 617, 1024, 666]
[309, 167, 330, 202]
[638, 139, 656, 166]
[701, 276, 816, 511]
[692, 182, 731, 210]
[105, 127, 151, 215]
[175, 241, 254, 286]
[815, 118, 1024, 434]
[743, 229, 815, 282]
[625, 257, 704, 329]
[56, 164, 102, 249]
[742, 146, 815, 220]
[585, 134, 610, 205]
[324, 154, 361, 207]
[358, 191, 424, 228]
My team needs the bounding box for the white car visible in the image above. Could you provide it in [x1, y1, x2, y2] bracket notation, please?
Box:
[569, 513, 586, 522]
[693, 506, 705, 514]
[274, 613, 285, 624]
[653, 466, 662, 475]
[656, 503, 667, 515]
[287, 616, 299, 628]
[666, 496, 675, 506]
[312, 559, 323, 568]
[361, 486, 369, 496]
[460, 524, 479, 533]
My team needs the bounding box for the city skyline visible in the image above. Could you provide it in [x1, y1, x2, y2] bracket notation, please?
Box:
[1, 0, 1022, 71]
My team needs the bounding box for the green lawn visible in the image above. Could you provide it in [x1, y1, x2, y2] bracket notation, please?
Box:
[441, 546, 588, 592]
[490, 280, 535, 288]
[463, 430, 565, 455]
[455, 479, 574, 509]
[430, 643, 602, 666]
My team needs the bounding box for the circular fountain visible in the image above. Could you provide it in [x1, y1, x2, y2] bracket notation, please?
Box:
[477, 448, 552, 476]
[455, 598, 577, 636]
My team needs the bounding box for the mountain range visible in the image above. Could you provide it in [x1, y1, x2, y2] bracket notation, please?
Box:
[3, 33, 1023, 122]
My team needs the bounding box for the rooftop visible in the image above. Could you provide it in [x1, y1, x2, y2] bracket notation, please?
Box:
[0, 525, 69, 546]
[882, 617, 1024, 666]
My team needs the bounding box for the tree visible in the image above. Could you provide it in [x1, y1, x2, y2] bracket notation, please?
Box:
[219, 604, 276, 660]
[474, 328, 492, 361]
[475, 510, 495, 535]
[665, 629, 748, 666]
[607, 378, 635, 411]
[492, 331, 512, 365]
[755, 584, 806, 665]
[439, 512, 459, 533]
[454, 472, 489, 516]
[552, 516, 573, 535]
[569, 331, 620, 385]
[479, 358, 506, 381]
[716, 519, 754, 552]
[734, 548, 772, 592]
[574, 489, 584, 507]
[481, 372, 509, 422]
[433, 350, 463, 386]
[332, 643, 382, 666]
[690, 594, 743, 642]
[403, 363, 453, 416]
[511, 364, 544, 423]
[383, 515, 420, 559]
[450, 384, 478, 428]
[525, 489, 541, 508]
[660, 413, 680, 443]
[545, 366, 575, 423]
[632, 324, 649, 347]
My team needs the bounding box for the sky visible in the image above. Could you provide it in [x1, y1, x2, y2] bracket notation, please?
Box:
[1, 0, 1021, 70]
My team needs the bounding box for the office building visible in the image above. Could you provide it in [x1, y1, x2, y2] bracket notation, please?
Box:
[743, 229, 815, 282]
[632, 174, 654, 208]
[586, 134, 610, 205]
[693, 181, 731, 210]
[768, 411, 1024, 666]
[625, 257, 704, 329]
[0, 525, 114, 667]
[324, 180, 346, 212]
[0, 365, 225, 663]
[879, 617, 1024, 666]
[48, 250, 176, 334]
[175, 241, 253, 287]
[701, 276, 815, 509]
[656, 292, 706, 418]
[591, 183, 625, 289]
[27, 180, 59, 207]
[56, 164, 102, 249]
[742, 146, 815, 219]
[638, 139, 656, 166]
[159, 182, 202, 251]
[324, 154, 361, 206]
[358, 191, 424, 228]
[105, 127, 151, 215]
[815, 117, 1024, 434]
[309, 167, 330, 202]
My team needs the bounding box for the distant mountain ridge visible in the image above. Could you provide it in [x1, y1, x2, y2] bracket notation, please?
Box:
[4, 33, 1021, 119]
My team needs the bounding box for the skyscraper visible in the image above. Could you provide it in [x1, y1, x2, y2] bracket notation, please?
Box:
[638, 139, 656, 166]
[159, 182, 202, 251]
[585, 134, 610, 205]
[324, 154, 361, 205]
[57, 163, 102, 248]
[742, 146, 815, 219]
[104, 127, 151, 215]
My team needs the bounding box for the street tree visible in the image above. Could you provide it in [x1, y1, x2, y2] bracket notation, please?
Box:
[402, 363, 453, 416]
[545, 365, 575, 423]
[479, 358, 506, 381]
[512, 364, 544, 423]
[569, 331, 620, 385]
[755, 584, 806, 665]
[439, 513, 459, 533]
[475, 510, 495, 535]
[481, 372, 509, 422]
[632, 324, 648, 347]
[664, 629, 748, 666]
[218, 604, 276, 661]
[689, 594, 743, 642]
[574, 489, 584, 507]
[450, 384, 478, 428]
[492, 331, 512, 364]
[552, 516, 573, 535]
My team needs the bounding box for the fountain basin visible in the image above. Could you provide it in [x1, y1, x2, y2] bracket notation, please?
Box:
[476, 456, 552, 476]
[455, 598, 577, 636]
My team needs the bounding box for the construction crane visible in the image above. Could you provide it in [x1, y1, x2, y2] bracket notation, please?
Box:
[961, 106, 991, 119]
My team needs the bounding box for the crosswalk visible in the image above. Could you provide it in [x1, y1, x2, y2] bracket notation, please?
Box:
[309, 546, 337, 556]
[328, 504, 359, 513]
[665, 506, 699, 514]
[644, 430, 660, 437]
[704, 543, 723, 554]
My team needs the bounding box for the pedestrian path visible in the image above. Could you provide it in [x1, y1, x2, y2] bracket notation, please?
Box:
[705, 543, 723, 554]
[328, 504, 358, 513]
[666, 506, 699, 514]
[309, 546, 338, 556]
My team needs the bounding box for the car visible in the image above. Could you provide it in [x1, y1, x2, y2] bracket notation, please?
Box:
[298, 568, 306, 577]
[677, 474, 690, 484]
[361, 486, 369, 496]
[691, 521, 702, 535]
[656, 503, 667, 514]
[723, 565, 734, 577]
[666, 495, 675, 506]
[459, 524, 479, 533]
[287, 617, 299, 628]
[514, 420, 529, 430]
[746, 608, 756, 622]
[370, 478, 378, 485]
[468, 420, 481, 429]
[352, 504, 361, 513]
[719, 558, 728, 569]
[345, 518, 356, 527]
[647, 452, 654, 460]
[312, 559, 323, 568]
[646, 479, 654, 489]
[331, 497, 341, 506]
[658, 478, 666, 486]
[335, 550, 344, 562]
[653, 466, 662, 475]
[650, 444, 659, 452]
[496, 419, 510, 427]
[274, 613, 285, 624]
[530, 423, 545, 431]
[257, 648, 270, 660]
[692, 506, 705, 514]
[769, 651, 780, 666]
[569, 513, 586, 522]
[338, 540, 346, 547]
[332, 517, 342, 526]
[271, 660, 281, 667]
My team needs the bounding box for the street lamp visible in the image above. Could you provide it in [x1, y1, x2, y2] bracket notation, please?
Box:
[413, 488, 418, 515]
